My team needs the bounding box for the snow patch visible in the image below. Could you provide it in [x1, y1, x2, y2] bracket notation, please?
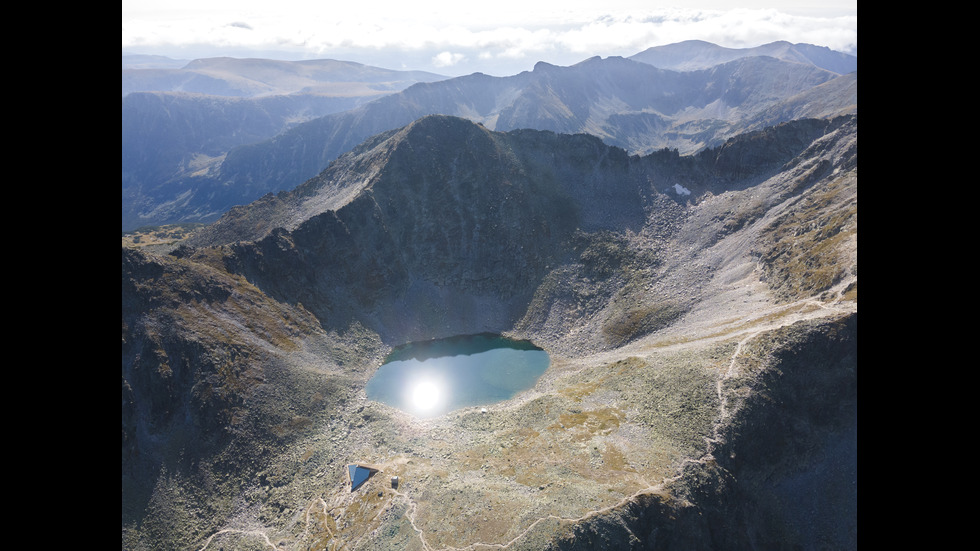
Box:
[674, 183, 691, 196]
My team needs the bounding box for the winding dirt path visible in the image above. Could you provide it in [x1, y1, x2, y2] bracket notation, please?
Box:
[358, 282, 855, 551]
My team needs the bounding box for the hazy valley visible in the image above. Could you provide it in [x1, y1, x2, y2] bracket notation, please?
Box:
[122, 42, 857, 550]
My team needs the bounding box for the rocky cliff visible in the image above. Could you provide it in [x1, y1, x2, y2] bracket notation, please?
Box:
[122, 114, 857, 550]
[187, 115, 654, 343]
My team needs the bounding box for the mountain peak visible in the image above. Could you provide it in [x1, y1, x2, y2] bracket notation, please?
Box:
[630, 40, 855, 74]
[390, 114, 495, 152]
[533, 60, 559, 72]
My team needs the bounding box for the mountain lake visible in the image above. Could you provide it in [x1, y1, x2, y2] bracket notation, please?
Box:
[366, 333, 550, 418]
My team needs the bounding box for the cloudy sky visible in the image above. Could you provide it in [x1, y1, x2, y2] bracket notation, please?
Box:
[122, 1, 857, 76]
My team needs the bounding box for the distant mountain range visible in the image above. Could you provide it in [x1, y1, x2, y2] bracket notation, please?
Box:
[628, 40, 857, 73]
[121, 41, 856, 231]
[122, 56, 447, 97]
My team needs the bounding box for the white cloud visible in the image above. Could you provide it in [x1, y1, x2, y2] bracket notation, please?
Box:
[122, 2, 856, 75]
[432, 51, 466, 67]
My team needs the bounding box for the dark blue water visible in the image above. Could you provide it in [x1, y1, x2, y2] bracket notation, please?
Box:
[366, 333, 550, 418]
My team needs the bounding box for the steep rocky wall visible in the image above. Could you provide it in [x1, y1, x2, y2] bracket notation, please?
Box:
[194, 115, 854, 348]
[210, 116, 655, 343]
[121, 247, 382, 540]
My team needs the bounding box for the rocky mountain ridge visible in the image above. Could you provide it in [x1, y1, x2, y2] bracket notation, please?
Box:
[188, 114, 853, 343]
[123, 111, 856, 549]
[122, 42, 856, 231]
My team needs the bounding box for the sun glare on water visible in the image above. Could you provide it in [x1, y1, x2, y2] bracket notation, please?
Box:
[407, 378, 445, 414]
[367, 334, 550, 418]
